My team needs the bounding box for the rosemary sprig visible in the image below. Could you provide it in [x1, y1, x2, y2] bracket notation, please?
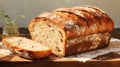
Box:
[0, 11, 24, 37]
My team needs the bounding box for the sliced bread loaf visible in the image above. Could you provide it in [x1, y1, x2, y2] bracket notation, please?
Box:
[2, 37, 52, 59]
[28, 5, 114, 57]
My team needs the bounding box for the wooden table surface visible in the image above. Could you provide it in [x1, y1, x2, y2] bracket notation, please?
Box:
[0, 28, 120, 67]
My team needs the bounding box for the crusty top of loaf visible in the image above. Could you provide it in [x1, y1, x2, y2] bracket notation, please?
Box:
[28, 5, 114, 38]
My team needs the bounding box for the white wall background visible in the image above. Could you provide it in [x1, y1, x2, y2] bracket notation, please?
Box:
[0, 0, 120, 28]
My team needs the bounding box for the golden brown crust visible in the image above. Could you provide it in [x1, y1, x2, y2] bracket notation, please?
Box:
[65, 32, 111, 56]
[81, 5, 114, 32]
[54, 6, 114, 34]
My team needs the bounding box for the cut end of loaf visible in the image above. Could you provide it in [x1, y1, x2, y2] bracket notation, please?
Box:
[29, 18, 66, 57]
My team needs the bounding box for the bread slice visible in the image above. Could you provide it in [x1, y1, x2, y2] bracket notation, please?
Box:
[2, 37, 52, 59]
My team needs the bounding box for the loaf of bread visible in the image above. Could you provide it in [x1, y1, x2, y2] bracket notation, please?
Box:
[2, 37, 52, 59]
[28, 5, 114, 57]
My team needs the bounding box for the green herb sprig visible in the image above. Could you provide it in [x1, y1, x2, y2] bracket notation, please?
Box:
[0, 11, 24, 37]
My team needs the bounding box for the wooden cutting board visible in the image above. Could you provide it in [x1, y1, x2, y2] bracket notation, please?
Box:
[0, 53, 120, 62]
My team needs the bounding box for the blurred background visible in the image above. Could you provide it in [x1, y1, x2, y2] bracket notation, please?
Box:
[0, 0, 120, 28]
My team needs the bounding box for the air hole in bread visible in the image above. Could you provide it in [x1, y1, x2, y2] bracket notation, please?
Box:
[55, 41, 58, 45]
[60, 39, 63, 42]
[31, 45, 34, 48]
[46, 36, 49, 39]
[48, 25, 51, 27]
[19, 39, 22, 42]
[55, 46, 61, 52]
[58, 31, 63, 38]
